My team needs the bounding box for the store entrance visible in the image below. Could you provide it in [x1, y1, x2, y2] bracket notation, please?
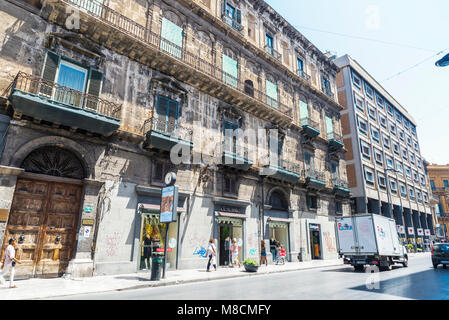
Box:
[218, 220, 243, 266]
[309, 224, 322, 260]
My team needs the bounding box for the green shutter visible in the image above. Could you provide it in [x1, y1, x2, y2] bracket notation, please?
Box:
[299, 100, 309, 124]
[266, 80, 278, 108]
[161, 18, 183, 58]
[326, 116, 334, 138]
[40, 51, 60, 97]
[222, 54, 238, 88]
[85, 68, 104, 112]
[222, 0, 227, 15]
[236, 9, 242, 24]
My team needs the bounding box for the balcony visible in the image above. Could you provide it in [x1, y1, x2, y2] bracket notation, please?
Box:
[332, 176, 350, 197]
[221, 150, 254, 171]
[327, 132, 345, 150]
[297, 70, 311, 82]
[300, 117, 320, 139]
[265, 45, 282, 61]
[41, 0, 293, 127]
[143, 117, 193, 152]
[221, 15, 244, 33]
[303, 169, 326, 190]
[4, 72, 121, 136]
[260, 159, 301, 184]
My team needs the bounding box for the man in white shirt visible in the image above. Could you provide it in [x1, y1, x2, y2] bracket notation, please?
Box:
[0, 238, 22, 288]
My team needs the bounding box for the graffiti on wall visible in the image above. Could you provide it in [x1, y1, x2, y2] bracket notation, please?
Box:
[193, 246, 207, 258]
[323, 231, 337, 253]
[248, 249, 257, 257]
[105, 232, 121, 256]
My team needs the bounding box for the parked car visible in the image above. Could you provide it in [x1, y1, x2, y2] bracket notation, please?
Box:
[431, 243, 449, 269]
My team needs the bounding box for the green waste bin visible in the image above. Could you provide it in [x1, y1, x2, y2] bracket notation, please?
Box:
[150, 252, 164, 281]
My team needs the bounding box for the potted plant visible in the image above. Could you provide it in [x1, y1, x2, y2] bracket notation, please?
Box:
[243, 259, 259, 272]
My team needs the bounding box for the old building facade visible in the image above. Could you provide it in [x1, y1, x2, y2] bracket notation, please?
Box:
[0, 0, 349, 278]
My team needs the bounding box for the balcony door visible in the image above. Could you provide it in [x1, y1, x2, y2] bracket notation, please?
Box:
[155, 95, 179, 135]
[55, 60, 88, 107]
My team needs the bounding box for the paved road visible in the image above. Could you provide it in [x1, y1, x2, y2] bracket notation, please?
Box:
[50, 254, 448, 300]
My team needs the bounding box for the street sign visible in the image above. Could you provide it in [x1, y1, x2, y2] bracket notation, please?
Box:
[407, 227, 415, 235]
[397, 225, 405, 233]
[160, 186, 178, 223]
[417, 228, 424, 236]
[425, 229, 431, 236]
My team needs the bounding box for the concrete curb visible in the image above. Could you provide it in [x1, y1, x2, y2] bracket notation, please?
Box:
[35, 262, 344, 299]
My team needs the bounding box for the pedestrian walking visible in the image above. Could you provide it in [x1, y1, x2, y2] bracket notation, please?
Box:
[275, 241, 282, 265]
[206, 238, 217, 272]
[270, 237, 276, 262]
[260, 240, 268, 266]
[0, 238, 22, 288]
[231, 238, 241, 268]
[279, 245, 286, 265]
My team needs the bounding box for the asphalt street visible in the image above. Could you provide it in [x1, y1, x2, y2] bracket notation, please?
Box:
[49, 254, 447, 300]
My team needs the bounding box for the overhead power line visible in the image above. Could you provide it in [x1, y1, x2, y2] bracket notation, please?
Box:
[295, 25, 438, 53]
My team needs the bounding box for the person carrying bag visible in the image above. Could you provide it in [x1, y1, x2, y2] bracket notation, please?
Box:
[206, 238, 217, 272]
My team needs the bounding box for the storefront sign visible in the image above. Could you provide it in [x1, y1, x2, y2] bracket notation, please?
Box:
[219, 206, 241, 214]
[82, 219, 95, 226]
[407, 227, 415, 235]
[396, 225, 405, 234]
[156, 248, 173, 253]
[309, 224, 320, 231]
[425, 229, 431, 236]
[417, 228, 424, 236]
[84, 204, 94, 213]
[160, 186, 178, 223]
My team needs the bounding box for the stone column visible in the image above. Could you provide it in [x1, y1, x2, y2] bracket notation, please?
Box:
[0, 166, 24, 244]
[65, 179, 104, 278]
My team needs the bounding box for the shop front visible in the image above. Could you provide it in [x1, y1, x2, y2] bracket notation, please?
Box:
[212, 197, 249, 267]
[268, 218, 291, 262]
[135, 185, 189, 273]
[309, 223, 322, 260]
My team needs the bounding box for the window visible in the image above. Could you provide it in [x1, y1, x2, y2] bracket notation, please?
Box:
[151, 160, 171, 185]
[354, 95, 365, 112]
[413, 170, 419, 183]
[411, 126, 416, 136]
[352, 73, 362, 89]
[445, 180, 449, 188]
[336, 201, 343, 215]
[322, 75, 332, 96]
[383, 135, 391, 149]
[360, 140, 371, 160]
[371, 126, 380, 143]
[386, 156, 394, 169]
[393, 142, 400, 155]
[406, 135, 412, 147]
[307, 195, 319, 210]
[358, 117, 368, 136]
[424, 192, 429, 203]
[405, 166, 411, 180]
[378, 173, 387, 190]
[368, 106, 377, 121]
[409, 187, 415, 200]
[386, 104, 394, 117]
[223, 2, 242, 31]
[430, 180, 436, 190]
[414, 141, 419, 152]
[223, 120, 239, 153]
[376, 95, 384, 109]
[331, 161, 340, 179]
[365, 83, 374, 100]
[410, 153, 415, 165]
[399, 183, 407, 197]
[325, 115, 334, 139]
[389, 121, 396, 135]
[222, 53, 238, 88]
[223, 174, 238, 195]
[417, 191, 422, 203]
[420, 174, 426, 186]
[379, 115, 387, 129]
[396, 161, 403, 176]
[364, 166, 375, 186]
[390, 179, 398, 194]
[299, 100, 309, 123]
[374, 148, 383, 166]
[297, 58, 304, 75]
[398, 129, 405, 142]
[161, 17, 183, 58]
[402, 148, 408, 160]
[155, 95, 179, 134]
[265, 79, 278, 108]
[265, 34, 274, 55]
[304, 151, 314, 170]
[395, 111, 402, 125]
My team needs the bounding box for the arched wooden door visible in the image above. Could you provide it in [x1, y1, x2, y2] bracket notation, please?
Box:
[1, 147, 85, 278]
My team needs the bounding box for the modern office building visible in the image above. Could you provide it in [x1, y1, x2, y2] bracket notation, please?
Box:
[0, 0, 350, 278]
[334, 54, 435, 250]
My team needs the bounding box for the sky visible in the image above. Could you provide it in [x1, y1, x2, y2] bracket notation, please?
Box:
[265, 0, 449, 165]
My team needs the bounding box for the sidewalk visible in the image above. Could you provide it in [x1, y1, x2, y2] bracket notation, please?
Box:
[0, 259, 343, 300]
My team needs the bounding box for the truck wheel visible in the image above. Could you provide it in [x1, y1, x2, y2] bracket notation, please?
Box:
[354, 265, 365, 272]
[402, 258, 408, 268]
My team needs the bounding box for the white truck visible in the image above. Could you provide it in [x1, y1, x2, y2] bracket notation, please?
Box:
[336, 214, 408, 271]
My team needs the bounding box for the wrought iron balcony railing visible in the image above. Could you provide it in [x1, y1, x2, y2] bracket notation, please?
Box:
[297, 70, 311, 82]
[221, 15, 244, 33]
[56, 0, 292, 119]
[142, 117, 193, 142]
[331, 176, 349, 188]
[303, 168, 325, 182]
[5, 72, 121, 119]
[264, 45, 282, 61]
[300, 117, 320, 130]
[328, 131, 343, 142]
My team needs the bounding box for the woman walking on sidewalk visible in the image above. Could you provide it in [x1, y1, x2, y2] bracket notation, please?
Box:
[260, 240, 268, 266]
[231, 238, 241, 268]
[0, 238, 22, 288]
[206, 238, 217, 272]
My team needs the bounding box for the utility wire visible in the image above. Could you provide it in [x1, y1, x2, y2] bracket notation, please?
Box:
[295, 25, 438, 53]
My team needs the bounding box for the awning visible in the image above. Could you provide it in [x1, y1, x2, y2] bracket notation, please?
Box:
[215, 212, 247, 219]
[216, 212, 245, 226]
[139, 203, 185, 213]
[267, 217, 292, 229]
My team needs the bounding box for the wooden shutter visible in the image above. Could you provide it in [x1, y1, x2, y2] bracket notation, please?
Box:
[236, 9, 242, 24]
[40, 51, 60, 96]
[86, 68, 104, 112]
[167, 99, 178, 133]
[222, 0, 227, 15]
[155, 95, 169, 132]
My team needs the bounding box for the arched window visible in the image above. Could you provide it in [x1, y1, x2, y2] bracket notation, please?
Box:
[269, 190, 288, 210]
[21, 146, 86, 180]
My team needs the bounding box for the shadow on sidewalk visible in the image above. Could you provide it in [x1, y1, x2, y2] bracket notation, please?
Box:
[114, 276, 150, 282]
